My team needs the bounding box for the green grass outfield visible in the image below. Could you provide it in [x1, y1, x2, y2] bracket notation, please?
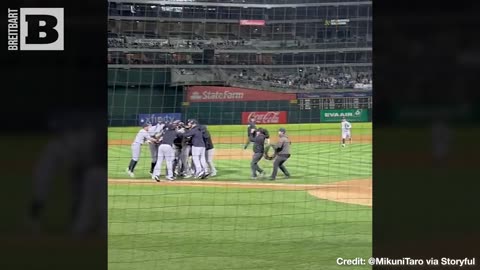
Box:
[109, 185, 372, 270]
[108, 123, 372, 185]
[108, 123, 372, 269]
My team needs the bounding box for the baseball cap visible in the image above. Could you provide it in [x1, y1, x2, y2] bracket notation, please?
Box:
[279, 128, 286, 133]
[142, 123, 150, 128]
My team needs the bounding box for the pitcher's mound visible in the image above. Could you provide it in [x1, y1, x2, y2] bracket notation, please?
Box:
[307, 179, 372, 206]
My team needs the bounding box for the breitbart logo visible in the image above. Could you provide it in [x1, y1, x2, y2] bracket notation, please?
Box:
[7, 8, 64, 51]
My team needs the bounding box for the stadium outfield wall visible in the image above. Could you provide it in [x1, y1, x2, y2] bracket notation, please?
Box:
[108, 68, 371, 126]
[108, 83, 371, 126]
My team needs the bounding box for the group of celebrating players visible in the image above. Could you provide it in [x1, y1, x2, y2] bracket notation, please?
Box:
[125, 116, 351, 182]
[126, 119, 216, 181]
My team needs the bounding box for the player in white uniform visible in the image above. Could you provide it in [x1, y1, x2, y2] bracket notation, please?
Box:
[341, 117, 352, 147]
[126, 123, 156, 177]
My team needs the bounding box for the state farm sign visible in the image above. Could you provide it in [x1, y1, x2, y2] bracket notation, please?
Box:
[186, 86, 296, 103]
[242, 111, 287, 124]
[190, 90, 244, 101]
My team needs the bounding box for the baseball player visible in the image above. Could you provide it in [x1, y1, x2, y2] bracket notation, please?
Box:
[171, 120, 184, 176]
[152, 123, 182, 181]
[263, 126, 270, 144]
[203, 125, 217, 177]
[147, 121, 165, 176]
[341, 117, 352, 147]
[269, 128, 291, 180]
[243, 116, 257, 149]
[126, 123, 155, 177]
[182, 120, 209, 179]
[178, 121, 194, 178]
[249, 127, 267, 179]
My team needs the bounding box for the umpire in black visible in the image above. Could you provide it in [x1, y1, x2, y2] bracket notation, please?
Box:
[249, 127, 267, 179]
[269, 128, 291, 180]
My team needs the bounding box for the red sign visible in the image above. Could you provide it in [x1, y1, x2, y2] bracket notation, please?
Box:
[186, 86, 296, 103]
[240, 20, 266, 26]
[242, 111, 287, 124]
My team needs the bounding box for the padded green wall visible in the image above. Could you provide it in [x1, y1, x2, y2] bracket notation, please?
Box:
[108, 68, 371, 126]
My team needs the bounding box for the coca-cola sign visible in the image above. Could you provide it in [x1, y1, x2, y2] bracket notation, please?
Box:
[242, 111, 288, 124]
[187, 86, 295, 103]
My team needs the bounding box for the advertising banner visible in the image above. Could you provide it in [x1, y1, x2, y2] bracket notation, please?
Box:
[138, 113, 182, 125]
[242, 111, 287, 124]
[320, 109, 369, 122]
[187, 86, 296, 103]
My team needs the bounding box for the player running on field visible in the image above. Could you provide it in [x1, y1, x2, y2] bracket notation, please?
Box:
[341, 117, 352, 147]
[126, 123, 156, 178]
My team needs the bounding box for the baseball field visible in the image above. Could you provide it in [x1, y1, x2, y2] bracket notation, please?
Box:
[108, 123, 372, 270]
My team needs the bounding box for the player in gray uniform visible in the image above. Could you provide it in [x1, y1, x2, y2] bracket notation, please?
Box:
[152, 124, 182, 181]
[147, 121, 165, 176]
[269, 128, 291, 180]
[182, 120, 209, 179]
[178, 122, 194, 178]
[203, 125, 217, 177]
[126, 123, 155, 178]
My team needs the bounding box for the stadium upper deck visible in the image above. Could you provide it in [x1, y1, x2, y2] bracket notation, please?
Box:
[108, 0, 371, 52]
[108, 0, 371, 90]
